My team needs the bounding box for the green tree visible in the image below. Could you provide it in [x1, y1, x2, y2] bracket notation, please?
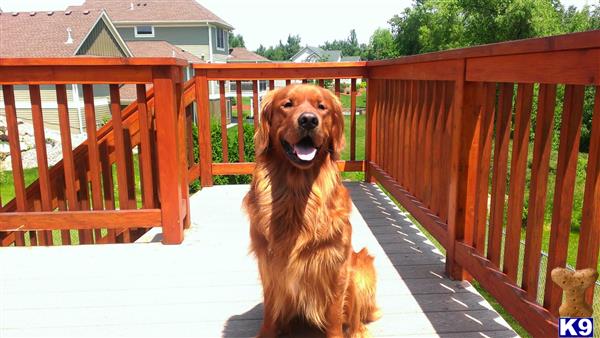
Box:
[228, 33, 245, 48]
[254, 34, 302, 61]
[320, 29, 365, 57]
[363, 28, 398, 60]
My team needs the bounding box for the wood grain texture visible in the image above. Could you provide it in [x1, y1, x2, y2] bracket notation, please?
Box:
[487, 83, 513, 267]
[136, 84, 155, 209]
[236, 81, 245, 162]
[521, 84, 557, 300]
[544, 85, 585, 315]
[503, 83, 533, 282]
[219, 81, 229, 163]
[0, 210, 161, 230]
[195, 70, 213, 187]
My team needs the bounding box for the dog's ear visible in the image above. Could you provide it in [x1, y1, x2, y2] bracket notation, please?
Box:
[255, 88, 277, 156]
[327, 89, 345, 160]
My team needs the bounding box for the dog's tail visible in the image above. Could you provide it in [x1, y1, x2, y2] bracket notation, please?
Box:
[351, 248, 381, 323]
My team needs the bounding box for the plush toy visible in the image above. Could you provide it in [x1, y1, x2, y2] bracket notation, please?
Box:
[551, 267, 598, 317]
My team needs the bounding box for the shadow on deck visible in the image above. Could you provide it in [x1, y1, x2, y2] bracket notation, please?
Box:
[0, 183, 516, 337]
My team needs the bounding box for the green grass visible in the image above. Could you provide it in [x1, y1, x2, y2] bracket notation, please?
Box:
[340, 92, 367, 109]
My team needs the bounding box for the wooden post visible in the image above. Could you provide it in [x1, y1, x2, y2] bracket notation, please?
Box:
[365, 79, 377, 182]
[195, 69, 213, 187]
[153, 66, 184, 244]
[445, 60, 480, 280]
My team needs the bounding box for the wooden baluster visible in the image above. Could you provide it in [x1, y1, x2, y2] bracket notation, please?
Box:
[252, 80, 259, 156]
[438, 81, 455, 223]
[176, 74, 190, 230]
[522, 84, 557, 300]
[195, 69, 213, 187]
[55, 176, 71, 245]
[302, 79, 308, 84]
[350, 78, 357, 161]
[472, 83, 496, 253]
[390, 80, 401, 182]
[318, 79, 325, 87]
[544, 84, 585, 315]
[487, 83, 514, 267]
[236, 80, 245, 162]
[396, 81, 407, 185]
[156, 66, 186, 243]
[423, 81, 438, 208]
[109, 84, 131, 243]
[76, 158, 93, 244]
[365, 79, 378, 183]
[219, 81, 229, 163]
[269, 80, 275, 91]
[286, 79, 291, 86]
[503, 83, 534, 281]
[3, 85, 26, 246]
[380, 80, 390, 172]
[83, 85, 105, 243]
[576, 86, 600, 303]
[334, 79, 341, 99]
[136, 84, 155, 209]
[446, 59, 481, 280]
[57, 84, 82, 244]
[417, 81, 432, 202]
[99, 142, 116, 243]
[29, 85, 53, 245]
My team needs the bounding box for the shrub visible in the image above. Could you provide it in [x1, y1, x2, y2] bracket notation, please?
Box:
[189, 121, 256, 192]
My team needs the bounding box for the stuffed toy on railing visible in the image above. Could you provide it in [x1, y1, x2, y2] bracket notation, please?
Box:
[551, 267, 599, 317]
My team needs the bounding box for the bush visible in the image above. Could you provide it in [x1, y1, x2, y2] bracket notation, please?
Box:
[189, 121, 256, 192]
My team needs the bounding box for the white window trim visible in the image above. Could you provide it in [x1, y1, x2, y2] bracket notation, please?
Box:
[134, 25, 155, 38]
[216, 27, 225, 51]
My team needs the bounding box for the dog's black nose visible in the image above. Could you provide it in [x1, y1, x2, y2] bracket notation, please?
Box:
[298, 112, 318, 130]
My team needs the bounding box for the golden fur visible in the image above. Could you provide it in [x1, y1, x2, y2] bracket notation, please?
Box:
[243, 84, 380, 338]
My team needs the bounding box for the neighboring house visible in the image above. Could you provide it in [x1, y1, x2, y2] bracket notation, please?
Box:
[227, 47, 270, 64]
[0, 10, 131, 133]
[68, 0, 233, 64]
[291, 46, 361, 63]
[0, 9, 204, 133]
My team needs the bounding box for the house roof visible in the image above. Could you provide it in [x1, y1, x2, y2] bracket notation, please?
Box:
[68, 0, 233, 29]
[227, 47, 270, 63]
[341, 56, 361, 62]
[290, 46, 342, 62]
[0, 10, 127, 57]
[126, 40, 203, 63]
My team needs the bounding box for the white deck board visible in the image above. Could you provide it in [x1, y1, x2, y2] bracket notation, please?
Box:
[0, 182, 518, 337]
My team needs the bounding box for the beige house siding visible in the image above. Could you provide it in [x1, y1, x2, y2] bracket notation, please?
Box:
[77, 19, 127, 57]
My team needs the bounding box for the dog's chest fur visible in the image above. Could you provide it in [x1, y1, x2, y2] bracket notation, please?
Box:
[244, 161, 352, 326]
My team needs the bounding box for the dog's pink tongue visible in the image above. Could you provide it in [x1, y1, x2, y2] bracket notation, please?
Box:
[294, 144, 317, 161]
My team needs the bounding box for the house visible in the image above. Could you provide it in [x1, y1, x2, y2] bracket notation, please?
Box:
[68, 0, 233, 65]
[0, 9, 203, 133]
[227, 47, 270, 64]
[290, 46, 361, 63]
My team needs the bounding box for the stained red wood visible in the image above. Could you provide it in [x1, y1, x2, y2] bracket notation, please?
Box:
[83, 85, 104, 215]
[136, 84, 155, 209]
[472, 83, 495, 253]
[350, 78, 357, 161]
[195, 69, 213, 187]
[99, 143, 116, 243]
[396, 81, 408, 185]
[422, 81, 438, 207]
[236, 80, 245, 162]
[0, 210, 162, 230]
[219, 81, 229, 163]
[211, 161, 364, 175]
[365, 79, 378, 182]
[29, 85, 53, 245]
[334, 79, 341, 98]
[503, 83, 533, 281]
[109, 84, 131, 243]
[252, 80, 259, 133]
[3, 85, 26, 246]
[175, 76, 190, 230]
[197, 64, 367, 80]
[269, 80, 275, 90]
[155, 66, 185, 244]
[544, 85, 585, 315]
[487, 83, 513, 267]
[521, 84, 556, 300]
[445, 65, 479, 281]
[286, 79, 292, 86]
[454, 242, 558, 337]
[390, 80, 401, 183]
[318, 79, 325, 87]
[369, 59, 462, 81]
[576, 87, 600, 303]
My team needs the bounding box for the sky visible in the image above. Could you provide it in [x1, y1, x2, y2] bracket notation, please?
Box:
[0, 0, 591, 50]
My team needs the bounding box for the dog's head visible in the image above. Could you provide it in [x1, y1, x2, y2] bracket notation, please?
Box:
[255, 84, 344, 169]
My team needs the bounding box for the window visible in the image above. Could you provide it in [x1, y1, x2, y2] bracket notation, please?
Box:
[216, 27, 225, 50]
[135, 25, 155, 37]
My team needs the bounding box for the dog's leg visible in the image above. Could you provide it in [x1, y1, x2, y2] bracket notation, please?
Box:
[325, 269, 349, 338]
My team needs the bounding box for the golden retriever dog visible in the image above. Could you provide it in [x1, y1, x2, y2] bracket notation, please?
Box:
[243, 84, 380, 338]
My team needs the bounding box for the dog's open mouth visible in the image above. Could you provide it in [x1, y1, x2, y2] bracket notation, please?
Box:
[281, 137, 319, 164]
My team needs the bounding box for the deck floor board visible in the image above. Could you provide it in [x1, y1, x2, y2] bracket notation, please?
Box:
[0, 182, 517, 337]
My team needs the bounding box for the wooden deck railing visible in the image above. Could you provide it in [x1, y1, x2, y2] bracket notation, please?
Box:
[1, 30, 599, 337]
[0, 58, 190, 245]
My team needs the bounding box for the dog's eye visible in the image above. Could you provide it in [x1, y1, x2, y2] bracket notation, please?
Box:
[283, 101, 293, 108]
[318, 103, 326, 110]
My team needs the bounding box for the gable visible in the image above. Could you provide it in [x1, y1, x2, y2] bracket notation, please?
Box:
[76, 18, 127, 56]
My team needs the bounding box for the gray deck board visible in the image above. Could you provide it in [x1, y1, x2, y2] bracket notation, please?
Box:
[0, 182, 517, 337]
